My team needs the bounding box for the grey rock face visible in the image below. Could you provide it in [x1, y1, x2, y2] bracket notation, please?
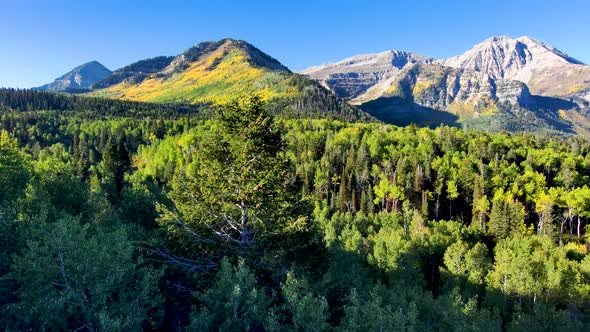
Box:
[373, 63, 530, 111]
[301, 50, 433, 99]
[441, 36, 583, 80]
[440, 36, 589, 97]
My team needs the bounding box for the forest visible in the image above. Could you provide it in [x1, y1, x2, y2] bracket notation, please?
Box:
[0, 89, 589, 331]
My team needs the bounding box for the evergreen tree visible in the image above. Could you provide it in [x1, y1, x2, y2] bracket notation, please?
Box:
[488, 190, 525, 239]
[101, 134, 131, 195]
[5, 216, 162, 331]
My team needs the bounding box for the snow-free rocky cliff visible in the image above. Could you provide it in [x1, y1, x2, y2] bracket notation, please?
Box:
[303, 36, 588, 117]
[440, 36, 590, 97]
[302, 36, 590, 134]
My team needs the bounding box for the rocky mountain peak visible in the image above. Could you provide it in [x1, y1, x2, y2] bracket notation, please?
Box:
[441, 35, 584, 83]
[34, 61, 112, 91]
[162, 39, 289, 76]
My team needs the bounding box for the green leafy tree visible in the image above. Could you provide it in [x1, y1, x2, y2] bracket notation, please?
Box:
[508, 303, 583, 331]
[368, 226, 421, 283]
[0, 130, 29, 205]
[551, 186, 590, 240]
[158, 95, 319, 274]
[0, 131, 30, 277]
[32, 144, 90, 218]
[485, 235, 587, 317]
[339, 289, 418, 332]
[472, 195, 490, 232]
[373, 176, 405, 213]
[188, 257, 269, 331]
[73, 133, 91, 181]
[447, 179, 459, 218]
[444, 241, 491, 286]
[534, 191, 555, 237]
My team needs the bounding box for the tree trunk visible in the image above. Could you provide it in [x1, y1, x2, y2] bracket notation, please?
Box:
[561, 209, 571, 245]
[449, 200, 453, 220]
[435, 194, 440, 219]
[503, 273, 508, 309]
[569, 210, 574, 241]
[239, 201, 249, 245]
[479, 212, 484, 231]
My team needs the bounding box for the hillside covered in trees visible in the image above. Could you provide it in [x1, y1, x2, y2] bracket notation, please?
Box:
[1, 89, 590, 331]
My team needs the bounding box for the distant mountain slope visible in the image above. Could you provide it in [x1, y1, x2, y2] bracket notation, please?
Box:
[440, 36, 590, 97]
[302, 50, 433, 99]
[92, 39, 296, 104]
[302, 36, 590, 135]
[358, 62, 531, 109]
[88, 39, 370, 121]
[301, 47, 535, 124]
[34, 61, 111, 92]
[91, 56, 174, 89]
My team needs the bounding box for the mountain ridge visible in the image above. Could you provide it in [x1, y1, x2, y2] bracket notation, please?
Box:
[301, 35, 590, 134]
[302, 50, 433, 100]
[91, 56, 175, 89]
[33, 36, 590, 135]
[302, 35, 590, 99]
[85, 38, 370, 121]
[90, 39, 299, 104]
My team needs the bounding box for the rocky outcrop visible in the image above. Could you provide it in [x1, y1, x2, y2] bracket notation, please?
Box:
[301, 39, 538, 115]
[360, 63, 530, 113]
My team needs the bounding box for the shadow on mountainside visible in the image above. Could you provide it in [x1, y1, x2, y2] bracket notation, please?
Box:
[360, 96, 460, 128]
[362, 94, 588, 135]
[524, 95, 580, 134]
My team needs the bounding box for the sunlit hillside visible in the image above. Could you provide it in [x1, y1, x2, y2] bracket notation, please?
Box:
[93, 39, 302, 104]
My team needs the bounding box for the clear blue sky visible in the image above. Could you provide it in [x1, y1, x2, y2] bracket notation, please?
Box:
[2, 0, 589, 88]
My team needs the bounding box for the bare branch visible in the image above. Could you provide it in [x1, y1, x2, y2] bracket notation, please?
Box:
[149, 246, 217, 272]
[159, 204, 216, 245]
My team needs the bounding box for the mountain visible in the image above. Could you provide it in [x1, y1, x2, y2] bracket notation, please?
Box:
[35, 61, 112, 92]
[359, 62, 531, 109]
[92, 39, 292, 104]
[38, 36, 590, 134]
[302, 50, 433, 99]
[302, 36, 590, 135]
[89, 39, 369, 121]
[356, 62, 544, 129]
[440, 36, 590, 97]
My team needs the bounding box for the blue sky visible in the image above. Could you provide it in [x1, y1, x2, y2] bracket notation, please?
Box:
[2, 0, 589, 88]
